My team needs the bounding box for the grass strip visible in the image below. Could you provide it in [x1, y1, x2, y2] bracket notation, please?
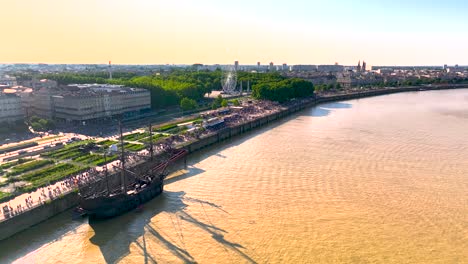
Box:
[7, 160, 54, 177]
[0, 158, 33, 170]
[0, 191, 12, 203]
[122, 132, 150, 142]
[97, 140, 119, 148]
[139, 134, 168, 144]
[18, 163, 89, 192]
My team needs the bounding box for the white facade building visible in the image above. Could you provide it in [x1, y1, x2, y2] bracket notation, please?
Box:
[0, 75, 18, 87]
[28, 84, 151, 122]
[0, 93, 23, 123]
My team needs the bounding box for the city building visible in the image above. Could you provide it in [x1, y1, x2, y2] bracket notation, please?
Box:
[282, 63, 288, 71]
[0, 92, 23, 123]
[0, 75, 17, 87]
[317, 64, 344, 73]
[269, 62, 274, 71]
[26, 84, 151, 123]
[284, 71, 336, 85]
[355, 61, 367, 72]
[376, 68, 394, 74]
[28, 87, 55, 119]
[291, 65, 318, 72]
[22, 78, 58, 91]
[234, 61, 239, 71]
[336, 71, 384, 88]
[1, 86, 34, 118]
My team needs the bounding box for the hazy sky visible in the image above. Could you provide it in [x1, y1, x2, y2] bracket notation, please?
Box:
[1, 0, 467, 65]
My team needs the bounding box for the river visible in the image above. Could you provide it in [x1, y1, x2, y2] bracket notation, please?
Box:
[1, 89, 467, 263]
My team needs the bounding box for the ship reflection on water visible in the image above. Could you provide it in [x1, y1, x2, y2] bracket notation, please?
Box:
[89, 187, 257, 264]
[87, 165, 214, 263]
[89, 191, 188, 264]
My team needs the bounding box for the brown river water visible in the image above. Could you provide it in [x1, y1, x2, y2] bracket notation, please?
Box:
[0, 89, 467, 263]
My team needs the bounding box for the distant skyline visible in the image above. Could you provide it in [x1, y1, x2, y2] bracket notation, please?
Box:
[1, 0, 468, 66]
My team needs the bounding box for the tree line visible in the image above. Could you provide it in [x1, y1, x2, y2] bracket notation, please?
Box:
[14, 70, 321, 109]
[15, 71, 224, 109]
[252, 78, 315, 102]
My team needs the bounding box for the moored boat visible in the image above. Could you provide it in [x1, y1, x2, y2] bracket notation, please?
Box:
[78, 122, 187, 219]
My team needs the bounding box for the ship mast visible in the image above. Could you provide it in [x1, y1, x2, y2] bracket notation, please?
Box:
[119, 120, 127, 193]
[104, 151, 110, 196]
[149, 123, 154, 161]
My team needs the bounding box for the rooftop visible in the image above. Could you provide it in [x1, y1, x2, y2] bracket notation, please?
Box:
[41, 83, 149, 97]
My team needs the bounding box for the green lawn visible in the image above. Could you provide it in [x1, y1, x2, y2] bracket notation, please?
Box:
[164, 126, 188, 135]
[0, 191, 12, 202]
[123, 143, 146, 152]
[73, 153, 119, 166]
[41, 140, 94, 160]
[122, 132, 150, 142]
[42, 148, 83, 160]
[98, 140, 145, 151]
[139, 134, 168, 144]
[155, 123, 177, 132]
[6, 160, 54, 177]
[0, 158, 33, 170]
[94, 155, 119, 166]
[18, 163, 89, 192]
[97, 140, 119, 148]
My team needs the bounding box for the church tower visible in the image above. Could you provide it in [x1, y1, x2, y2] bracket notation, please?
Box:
[362, 61, 367, 72]
[357, 60, 361, 72]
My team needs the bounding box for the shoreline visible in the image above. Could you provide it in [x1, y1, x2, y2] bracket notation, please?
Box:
[182, 84, 468, 154]
[0, 84, 467, 241]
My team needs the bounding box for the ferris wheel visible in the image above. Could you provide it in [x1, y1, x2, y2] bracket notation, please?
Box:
[221, 65, 238, 94]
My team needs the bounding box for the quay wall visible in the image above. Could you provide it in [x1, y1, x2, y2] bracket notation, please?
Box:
[1, 84, 467, 241]
[0, 192, 79, 241]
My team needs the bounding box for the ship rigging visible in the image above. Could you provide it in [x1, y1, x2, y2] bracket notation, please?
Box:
[77, 121, 187, 219]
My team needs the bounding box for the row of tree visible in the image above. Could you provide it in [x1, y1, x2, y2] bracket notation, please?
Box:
[29, 116, 55, 132]
[252, 78, 315, 102]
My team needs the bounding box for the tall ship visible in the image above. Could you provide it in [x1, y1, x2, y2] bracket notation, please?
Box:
[78, 123, 187, 219]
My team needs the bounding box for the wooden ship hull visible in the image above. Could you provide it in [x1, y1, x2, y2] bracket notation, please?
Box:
[79, 177, 164, 219]
[79, 148, 187, 219]
[77, 121, 188, 220]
